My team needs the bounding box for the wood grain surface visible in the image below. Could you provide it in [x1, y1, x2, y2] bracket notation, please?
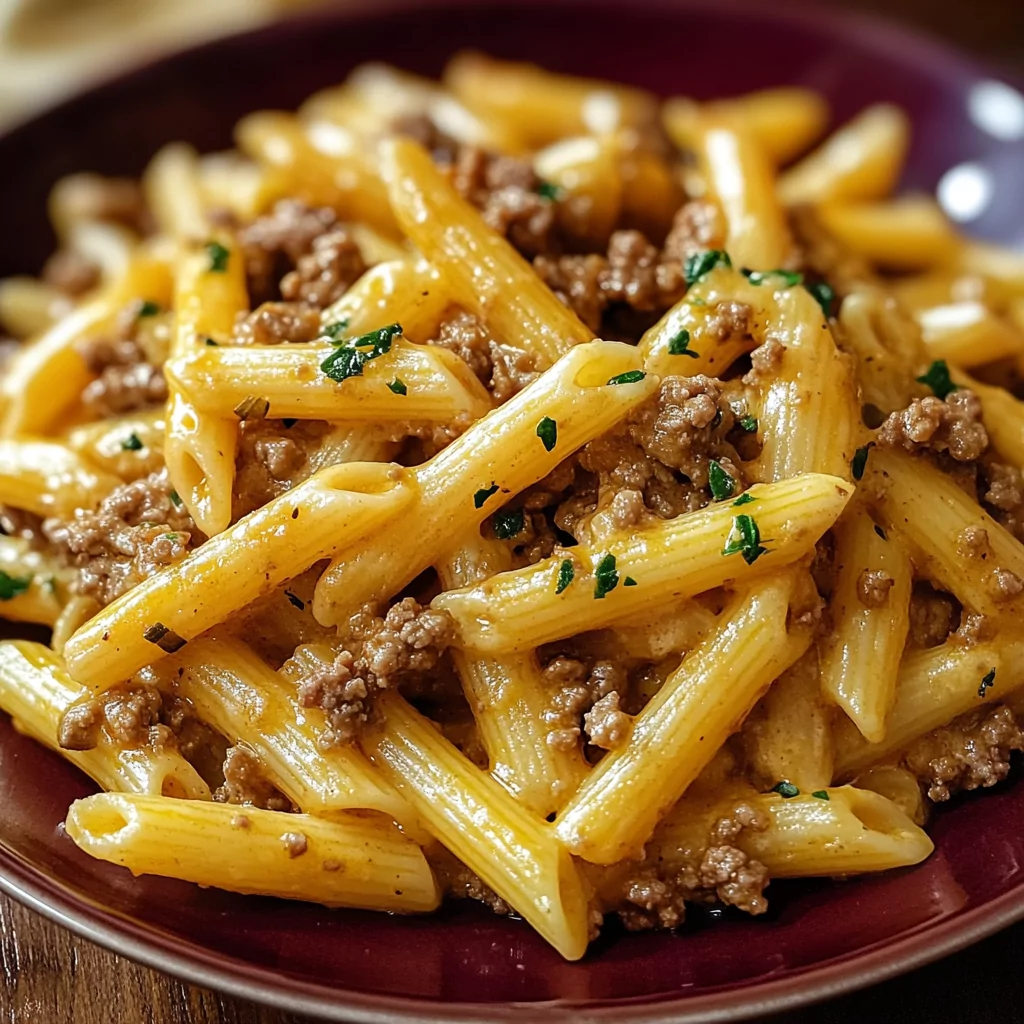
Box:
[2, 1, 1024, 1023]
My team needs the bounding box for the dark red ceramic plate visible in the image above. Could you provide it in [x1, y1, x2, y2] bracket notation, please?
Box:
[2, 1, 1024, 1020]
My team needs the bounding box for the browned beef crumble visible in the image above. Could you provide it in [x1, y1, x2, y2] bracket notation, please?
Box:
[42, 249, 100, 298]
[584, 691, 632, 750]
[43, 470, 195, 606]
[877, 390, 988, 463]
[857, 570, 894, 608]
[904, 705, 1024, 802]
[742, 337, 786, 385]
[282, 832, 309, 857]
[233, 301, 323, 345]
[907, 582, 959, 649]
[296, 598, 454, 747]
[982, 459, 1024, 543]
[232, 419, 319, 520]
[958, 525, 992, 561]
[532, 253, 607, 332]
[430, 848, 511, 915]
[214, 745, 295, 811]
[541, 655, 628, 751]
[280, 225, 366, 308]
[661, 200, 726, 264]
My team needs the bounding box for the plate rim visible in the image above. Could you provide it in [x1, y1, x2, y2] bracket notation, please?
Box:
[1, 0, 1023, 1019]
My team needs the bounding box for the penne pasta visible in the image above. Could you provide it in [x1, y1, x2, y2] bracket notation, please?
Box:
[915, 300, 1024, 368]
[0, 439, 119, 516]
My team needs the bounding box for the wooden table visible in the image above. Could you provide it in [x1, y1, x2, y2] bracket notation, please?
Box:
[3, 1, 1024, 1022]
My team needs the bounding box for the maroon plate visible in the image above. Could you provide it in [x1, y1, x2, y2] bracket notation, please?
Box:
[2, 2, 1024, 1020]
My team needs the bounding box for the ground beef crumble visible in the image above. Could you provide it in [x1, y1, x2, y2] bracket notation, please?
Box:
[877, 390, 988, 463]
[857, 570, 894, 608]
[541, 656, 628, 751]
[982, 459, 1024, 543]
[43, 470, 195, 606]
[430, 848, 511, 916]
[214, 745, 294, 811]
[233, 301, 323, 345]
[907, 582, 959, 649]
[904, 705, 1024, 802]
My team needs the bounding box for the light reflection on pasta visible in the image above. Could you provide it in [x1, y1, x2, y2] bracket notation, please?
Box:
[1, 52, 1021, 958]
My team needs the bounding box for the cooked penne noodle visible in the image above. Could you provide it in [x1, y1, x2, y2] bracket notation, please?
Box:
[66, 792, 440, 912]
[555, 575, 812, 864]
[0, 536, 67, 627]
[64, 409, 165, 482]
[435, 474, 853, 653]
[0, 276, 68, 338]
[362, 690, 591, 959]
[915, 300, 1024, 367]
[313, 341, 656, 626]
[0, 641, 210, 799]
[0, 439, 119, 516]
[63, 462, 415, 692]
[953, 369, 1024, 468]
[143, 142, 209, 242]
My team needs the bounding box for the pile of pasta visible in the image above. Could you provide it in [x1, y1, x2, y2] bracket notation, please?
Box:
[1, 54, 1024, 961]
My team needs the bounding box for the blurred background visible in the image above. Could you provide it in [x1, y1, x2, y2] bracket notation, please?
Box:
[0, 0, 1022, 131]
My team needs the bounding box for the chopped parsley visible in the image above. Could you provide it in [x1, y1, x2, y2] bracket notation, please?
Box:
[121, 432, 144, 452]
[772, 781, 800, 798]
[536, 416, 557, 452]
[142, 622, 187, 653]
[607, 370, 646, 386]
[739, 415, 758, 433]
[281, 418, 297, 429]
[284, 590, 305, 610]
[0, 571, 31, 601]
[138, 300, 161, 317]
[684, 249, 732, 287]
[322, 319, 349, 342]
[811, 790, 830, 801]
[742, 268, 802, 287]
[205, 337, 219, 346]
[320, 323, 402, 383]
[233, 394, 270, 420]
[169, 490, 183, 508]
[493, 508, 525, 540]
[668, 328, 699, 358]
[917, 360, 958, 400]
[722, 514, 768, 565]
[624, 576, 638, 587]
[708, 460, 736, 502]
[388, 378, 408, 396]
[536, 181, 562, 201]
[733, 492, 755, 507]
[205, 240, 230, 273]
[979, 667, 996, 699]
[851, 444, 872, 481]
[555, 559, 575, 594]
[473, 483, 499, 509]
[808, 281, 835, 318]
[593, 553, 619, 599]
[874, 524, 887, 541]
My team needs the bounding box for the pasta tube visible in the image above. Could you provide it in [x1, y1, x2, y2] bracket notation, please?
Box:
[66, 793, 439, 913]
[954, 369, 1024, 467]
[64, 461, 415, 692]
[0, 440, 119, 516]
[313, 341, 657, 626]
[0, 641, 209, 799]
[435, 474, 853, 654]
[916, 301, 1024, 367]
[0, 536, 67, 627]
[362, 691, 591, 959]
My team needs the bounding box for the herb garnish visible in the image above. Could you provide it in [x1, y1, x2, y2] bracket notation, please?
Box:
[169, 490, 183, 508]
[138, 300, 161, 317]
[233, 394, 270, 420]
[142, 622, 187, 653]
[536, 181, 562, 201]
[284, 591, 305, 610]
[206, 241, 230, 273]
[733, 492, 755, 507]
[388, 378, 407, 395]
[851, 444, 872, 481]
[917, 360, 958, 400]
[723, 514, 768, 565]
[772, 781, 800, 798]
[121, 432, 144, 452]
[320, 323, 402, 383]
[322, 319, 349, 341]
[593, 553, 620, 599]
[536, 416, 557, 452]
[624, 576, 638, 587]
[684, 249, 732, 287]
[808, 281, 835, 318]
[0, 571, 31, 601]
[607, 370, 646, 386]
[555, 559, 575, 594]
[668, 329, 699, 358]
[979, 667, 996, 698]
[474, 483, 499, 509]
[493, 508, 525, 540]
[811, 790, 830, 801]
[708, 460, 736, 501]
[205, 337, 219, 346]
[739, 415, 758, 433]
[742, 268, 803, 287]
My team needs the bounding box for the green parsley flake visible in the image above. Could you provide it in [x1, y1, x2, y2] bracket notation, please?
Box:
[284, 590, 305, 610]
[493, 508, 525, 540]
[536, 181, 562, 201]
[162, 533, 180, 542]
[808, 281, 836, 318]
[281, 418, 297, 429]
[474, 483, 499, 509]
[722, 513, 768, 565]
[708, 460, 736, 502]
[322, 319, 349, 342]
[0, 570, 31, 601]
[811, 790, 830, 801]
[320, 323, 402, 383]
[206, 241, 230, 273]
[917, 360, 958, 400]
[733, 492, 755, 507]
[742, 268, 803, 287]
[851, 444, 872, 481]
[138, 300, 161, 317]
[607, 370, 646, 386]
[668, 329, 699, 358]
[169, 490, 183, 508]
[593, 553, 619, 599]
[388, 378, 408, 396]
[979, 667, 996, 698]
[739, 415, 758, 433]
[555, 559, 575, 594]
[142, 622, 187, 653]
[205, 337, 219, 346]
[772, 781, 800, 798]
[121, 432, 144, 452]
[536, 416, 557, 452]
[623, 576, 638, 587]
[684, 249, 732, 287]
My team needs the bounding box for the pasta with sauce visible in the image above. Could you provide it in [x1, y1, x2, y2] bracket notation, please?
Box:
[2, 53, 1024, 959]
